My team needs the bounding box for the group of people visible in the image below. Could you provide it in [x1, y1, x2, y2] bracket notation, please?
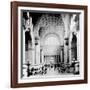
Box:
[26, 61, 79, 77]
[27, 65, 47, 77]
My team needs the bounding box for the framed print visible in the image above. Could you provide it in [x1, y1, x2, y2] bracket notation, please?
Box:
[11, 1, 88, 88]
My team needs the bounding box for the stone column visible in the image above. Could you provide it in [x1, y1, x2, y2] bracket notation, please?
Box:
[41, 48, 44, 64]
[25, 12, 36, 66]
[60, 50, 63, 62]
[77, 14, 80, 62]
[30, 27, 35, 65]
[69, 33, 72, 64]
[60, 46, 64, 62]
[69, 15, 76, 64]
[35, 39, 40, 65]
[69, 14, 80, 64]
[40, 46, 44, 64]
[61, 14, 70, 63]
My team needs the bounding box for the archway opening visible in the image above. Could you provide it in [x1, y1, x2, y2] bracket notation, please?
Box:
[43, 34, 61, 65]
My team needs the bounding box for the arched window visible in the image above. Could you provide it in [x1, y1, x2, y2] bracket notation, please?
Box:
[45, 36, 60, 46]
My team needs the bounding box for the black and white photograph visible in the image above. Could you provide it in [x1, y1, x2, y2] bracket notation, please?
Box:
[11, 2, 87, 88]
[18, 7, 84, 82]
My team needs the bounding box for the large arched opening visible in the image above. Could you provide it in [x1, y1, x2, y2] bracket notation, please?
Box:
[42, 33, 61, 65]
